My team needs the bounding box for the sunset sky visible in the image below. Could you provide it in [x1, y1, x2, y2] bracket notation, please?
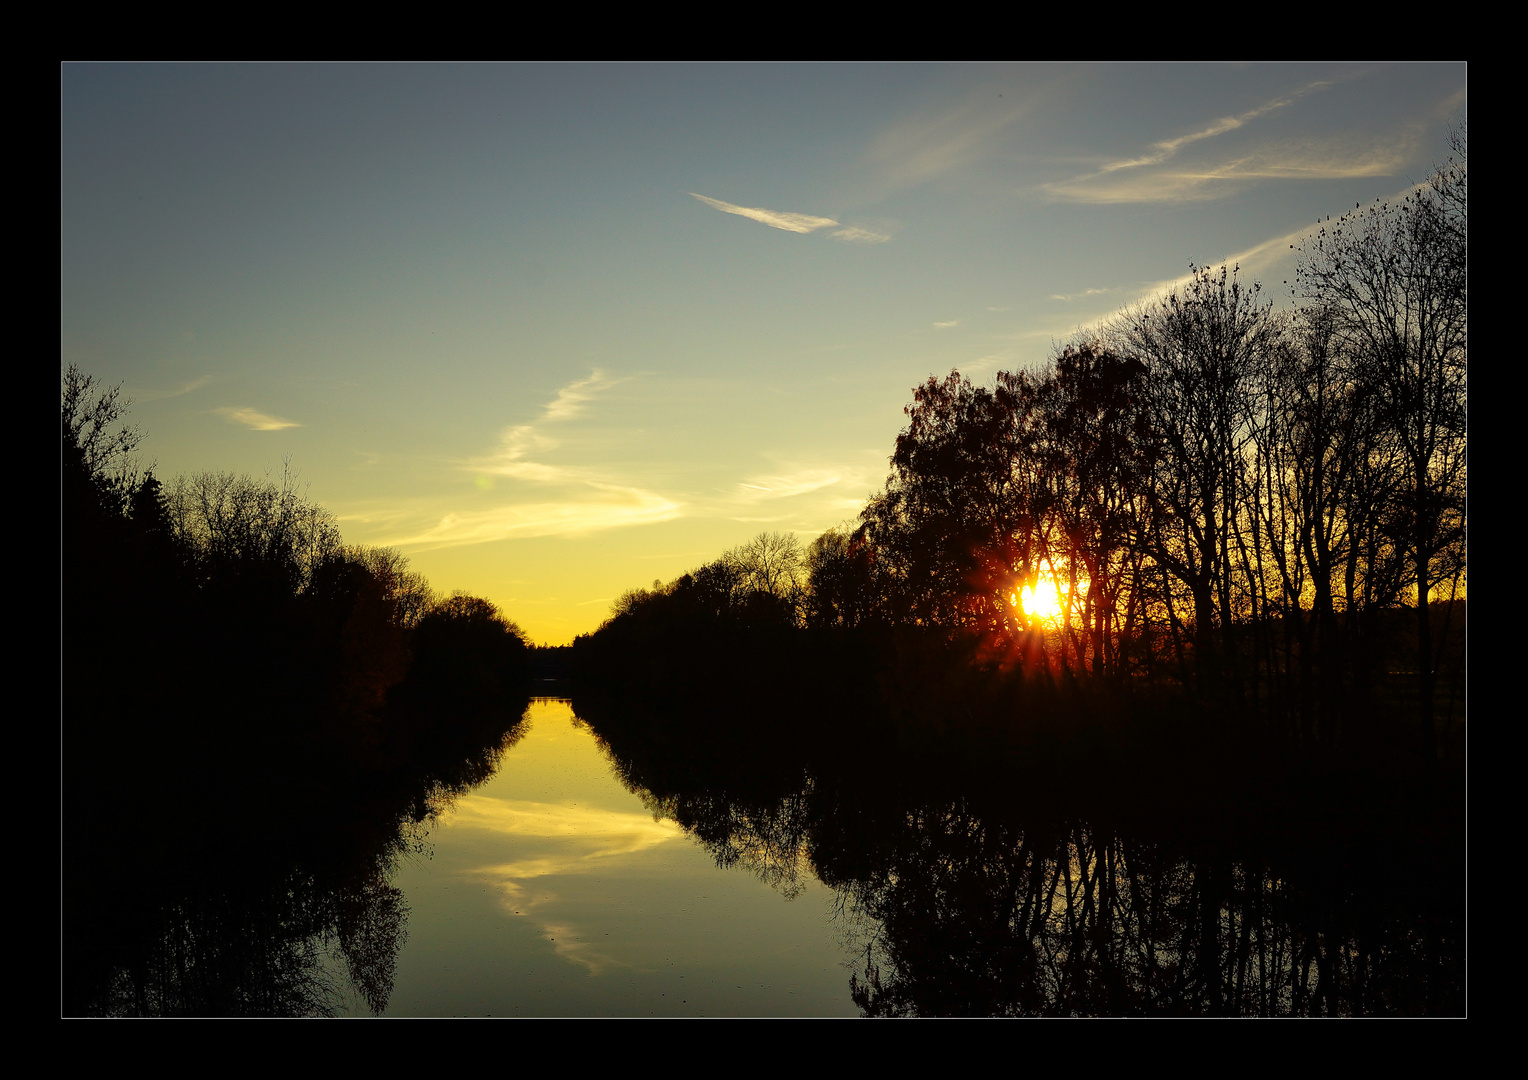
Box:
[60, 63, 1466, 644]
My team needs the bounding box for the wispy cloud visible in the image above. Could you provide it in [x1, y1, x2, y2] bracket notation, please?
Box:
[1063, 209, 1384, 341]
[830, 225, 893, 244]
[690, 192, 838, 234]
[478, 370, 623, 481]
[389, 485, 682, 547]
[1095, 83, 1330, 177]
[933, 320, 959, 329]
[1049, 286, 1116, 302]
[733, 467, 847, 503]
[385, 371, 682, 548]
[215, 406, 299, 430]
[137, 374, 213, 401]
[869, 88, 1042, 189]
[1041, 78, 1405, 204]
[540, 370, 621, 422]
[690, 193, 892, 244]
[447, 796, 681, 854]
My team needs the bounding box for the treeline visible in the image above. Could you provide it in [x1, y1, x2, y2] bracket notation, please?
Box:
[582, 129, 1465, 767]
[63, 367, 533, 1013]
[63, 365, 532, 778]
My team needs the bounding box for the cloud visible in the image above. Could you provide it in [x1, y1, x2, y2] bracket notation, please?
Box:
[933, 320, 959, 329]
[690, 192, 838, 234]
[1061, 208, 1392, 341]
[1095, 83, 1330, 177]
[540, 369, 621, 422]
[214, 406, 299, 430]
[380, 371, 685, 547]
[830, 225, 893, 244]
[136, 374, 212, 401]
[1049, 286, 1116, 302]
[869, 89, 1041, 189]
[734, 467, 846, 502]
[447, 796, 682, 855]
[1045, 143, 1413, 204]
[389, 484, 682, 547]
[1041, 78, 1408, 204]
[477, 370, 623, 479]
[690, 193, 893, 245]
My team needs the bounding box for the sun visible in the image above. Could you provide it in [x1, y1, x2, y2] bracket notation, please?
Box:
[1012, 573, 1072, 626]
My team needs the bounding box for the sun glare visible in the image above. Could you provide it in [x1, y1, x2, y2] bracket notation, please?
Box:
[1011, 573, 1079, 626]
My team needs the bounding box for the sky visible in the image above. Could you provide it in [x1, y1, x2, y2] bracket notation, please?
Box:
[60, 62, 1467, 645]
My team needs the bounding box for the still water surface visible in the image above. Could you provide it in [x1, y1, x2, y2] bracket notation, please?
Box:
[70, 691, 1460, 1015]
[370, 698, 858, 1016]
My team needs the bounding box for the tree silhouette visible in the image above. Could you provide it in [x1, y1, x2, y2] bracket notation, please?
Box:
[1293, 134, 1466, 761]
[858, 370, 1041, 638]
[1113, 263, 1276, 698]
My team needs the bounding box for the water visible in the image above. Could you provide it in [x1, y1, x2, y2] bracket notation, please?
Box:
[68, 694, 1461, 1016]
[373, 699, 858, 1016]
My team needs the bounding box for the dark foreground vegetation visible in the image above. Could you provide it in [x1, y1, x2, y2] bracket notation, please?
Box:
[62, 369, 533, 1015]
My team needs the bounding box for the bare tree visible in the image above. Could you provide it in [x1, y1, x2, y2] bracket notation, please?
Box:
[726, 531, 806, 602]
[169, 466, 342, 596]
[1293, 138, 1466, 762]
[1113, 264, 1276, 696]
[62, 364, 143, 510]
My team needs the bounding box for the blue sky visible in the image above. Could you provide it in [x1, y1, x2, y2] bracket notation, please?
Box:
[61, 62, 1467, 643]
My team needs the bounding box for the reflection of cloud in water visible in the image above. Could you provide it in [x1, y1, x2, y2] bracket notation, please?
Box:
[447, 796, 680, 850]
[534, 920, 624, 977]
[448, 796, 686, 976]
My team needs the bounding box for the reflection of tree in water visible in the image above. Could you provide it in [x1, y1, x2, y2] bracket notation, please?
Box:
[837, 811, 1459, 1016]
[578, 699, 818, 900]
[640, 786, 817, 900]
[66, 712, 531, 1017]
[87, 864, 408, 1017]
[576, 694, 1461, 1016]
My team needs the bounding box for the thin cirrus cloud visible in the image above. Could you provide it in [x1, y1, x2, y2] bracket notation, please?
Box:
[214, 405, 300, 430]
[727, 462, 879, 523]
[1041, 78, 1408, 204]
[734, 467, 846, 503]
[690, 192, 891, 243]
[136, 374, 213, 401]
[480, 369, 624, 481]
[391, 486, 682, 548]
[388, 371, 683, 549]
[867, 88, 1043, 190]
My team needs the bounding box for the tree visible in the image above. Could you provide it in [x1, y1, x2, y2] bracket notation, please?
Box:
[1034, 343, 1153, 679]
[1113, 263, 1276, 695]
[805, 527, 882, 630]
[62, 364, 141, 497]
[857, 370, 1040, 638]
[168, 468, 342, 599]
[1293, 135, 1466, 762]
[726, 531, 805, 603]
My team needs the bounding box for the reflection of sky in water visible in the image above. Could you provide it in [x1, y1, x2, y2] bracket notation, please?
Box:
[452, 798, 684, 975]
[378, 700, 855, 1016]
